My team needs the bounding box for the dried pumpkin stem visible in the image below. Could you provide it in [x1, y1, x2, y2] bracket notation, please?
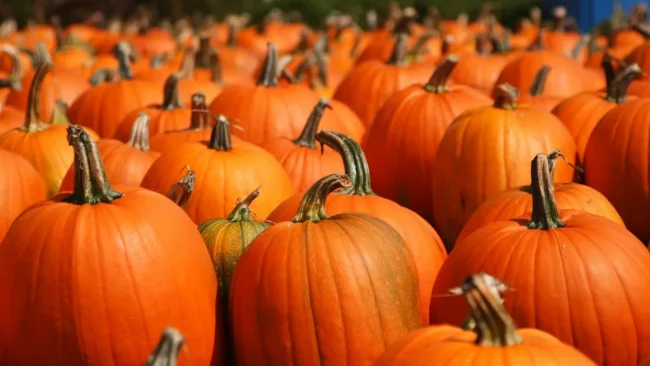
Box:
[22, 61, 52, 132]
[528, 65, 550, 96]
[316, 130, 374, 196]
[461, 273, 523, 346]
[424, 55, 458, 93]
[493, 83, 519, 110]
[226, 23, 237, 47]
[209, 115, 233, 151]
[166, 166, 195, 209]
[292, 174, 352, 223]
[475, 35, 492, 56]
[608, 63, 642, 104]
[126, 112, 152, 151]
[179, 46, 196, 80]
[294, 98, 332, 148]
[569, 35, 590, 59]
[145, 327, 185, 366]
[195, 35, 212, 69]
[33, 42, 52, 68]
[63, 125, 123, 205]
[114, 41, 134, 80]
[601, 53, 617, 97]
[0, 44, 23, 91]
[50, 99, 70, 125]
[189, 92, 211, 129]
[89, 68, 117, 86]
[209, 50, 223, 84]
[527, 153, 566, 229]
[387, 33, 409, 66]
[257, 43, 280, 87]
[408, 31, 435, 59]
[227, 187, 261, 221]
[162, 74, 184, 110]
[313, 32, 329, 54]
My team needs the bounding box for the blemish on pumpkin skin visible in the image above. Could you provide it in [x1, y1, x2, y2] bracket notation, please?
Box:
[586, 199, 592, 205]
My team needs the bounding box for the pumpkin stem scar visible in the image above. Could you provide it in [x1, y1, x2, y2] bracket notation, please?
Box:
[461, 273, 523, 346]
[166, 166, 195, 210]
[126, 112, 152, 152]
[607, 63, 642, 104]
[526, 152, 566, 230]
[227, 187, 261, 221]
[424, 55, 458, 93]
[292, 174, 351, 223]
[63, 125, 124, 205]
[161, 74, 185, 110]
[294, 98, 332, 148]
[493, 83, 519, 110]
[22, 60, 52, 132]
[528, 65, 551, 96]
[257, 43, 280, 87]
[316, 130, 375, 196]
[387, 33, 409, 66]
[113, 41, 134, 80]
[209, 115, 233, 151]
[0, 44, 23, 91]
[145, 327, 186, 365]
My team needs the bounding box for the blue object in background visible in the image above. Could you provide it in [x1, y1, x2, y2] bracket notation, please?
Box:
[541, 0, 647, 32]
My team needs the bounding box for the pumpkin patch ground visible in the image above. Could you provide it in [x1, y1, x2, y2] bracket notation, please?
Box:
[2, 3, 650, 365]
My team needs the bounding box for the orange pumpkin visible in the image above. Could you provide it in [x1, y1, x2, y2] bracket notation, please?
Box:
[448, 36, 511, 94]
[430, 152, 650, 365]
[0, 44, 23, 104]
[0, 125, 222, 365]
[230, 173, 421, 365]
[268, 131, 447, 325]
[363, 56, 492, 222]
[516, 65, 563, 111]
[377, 273, 596, 366]
[142, 115, 295, 224]
[0, 104, 24, 134]
[432, 84, 577, 249]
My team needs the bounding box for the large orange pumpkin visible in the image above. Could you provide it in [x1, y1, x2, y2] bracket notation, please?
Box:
[430, 153, 650, 365]
[230, 173, 421, 365]
[141, 115, 295, 224]
[377, 273, 596, 366]
[268, 131, 447, 325]
[0, 125, 222, 365]
[432, 83, 577, 249]
[363, 56, 492, 222]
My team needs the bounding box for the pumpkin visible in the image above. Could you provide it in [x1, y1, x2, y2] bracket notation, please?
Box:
[0, 148, 46, 241]
[432, 83, 577, 249]
[363, 56, 492, 223]
[0, 44, 22, 103]
[333, 33, 433, 128]
[624, 24, 650, 74]
[0, 104, 23, 134]
[149, 92, 213, 153]
[230, 173, 421, 365]
[377, 273, 596, 365]
[584, 95, 650, 243]
[113, 74, 193, 141]
[141, 115, 295, 224]
[68, 41, 160, 138]
[430, 152, 650, 365]
[261, 98, 345, 192]
[553, 59, 640, 166]
[268, 131, 447, 325]
[447, 35, 511, 95]
[0, 125, 222, 365]
[457, 150, 624, 244]
[192, 35, 253, 87]
[516, 65, 563, 111]
[60, 112, 160, 189]
[0, 62, 98, 196]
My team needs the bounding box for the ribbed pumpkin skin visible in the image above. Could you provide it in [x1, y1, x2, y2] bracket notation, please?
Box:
[584, 99, 650, 243]
[456, 182, 625, 244]
[229, 214, 421, 365]
[0, 185, 220, 366]
[0, 149, 46, 241]
[430, 210, 650, 365]
[375, 325, 596, 365]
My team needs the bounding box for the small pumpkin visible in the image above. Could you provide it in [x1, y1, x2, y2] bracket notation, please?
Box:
[230, 173, 421, 365]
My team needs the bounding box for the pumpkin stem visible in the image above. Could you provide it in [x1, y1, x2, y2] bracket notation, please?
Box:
[227, 187, 261, 221]
[22, 61, 52, 132]
[633, 23, 650, 39]
[226, 22, 237, 47]
[528, 65, 550, 96]
[291, 173, 352, 223]
[569, 34, 590, 60]
[493, 83, 519, 110]
[313, 32, 329, 55]
[0, 44, 23, 91]
[179, 46, 197, 80]
[424, 55, 458, 93]
[210, 49, 224, 84]
[195, 34, 213, 69]
[607, 63, 642, 103]
[526, 152, 566, 230]
[189, 92, 211, 129]
[601, 52, 617, 97]
[165, 166, 195, 210]
[50, 99, 70, 125]
[126, 112, 152, 151]
[63, 125, 123, 205]
[293, 28, 310, 54]
[316, 130, 374, 196]
[32, 41, 52, 68]
[349, 26, 363, 58]
[387, 33, 409, 66]
[461, 273, 523, 346]
[475, 34, 492, 56]
[528, 29, 545, 51]
[294, 98, 332, 148]
[407, 30, 435, 59]
[145, 327, 185, 366]
[150, 55, 166, 69]
[114, 41, 134, 80]
[209, 115, 233, 151]
[162, 74, 184, 110]
[257, 43, 280, 87]
[89, 68, 117, 86]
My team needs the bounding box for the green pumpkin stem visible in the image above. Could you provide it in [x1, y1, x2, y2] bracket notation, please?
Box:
[527, 152, 566, 230]
[63, 125, 123, 205]
[165, 166, 195, 209]
[424, 55, 458, 93]
[294, 98, 332, 148]
[528, 65, 551, 96]
[209, 115, 233, 151]
[227, 187, 261, 221]
[493, 83, 519, 110]
[50, 99, 70, 125]
[126, 112, 152, 151]
[145, 327, 185, 366]
[461, 273, 523, 346]
[189, 92, 211, 130]
[162, 74, 184, 110]
[257, 43, 280, 87]
[316, 130, 374, 196]
[292, 173, 352, 223]
[0, 44, 23, 91]
[22, 61, 52, 132]
[113, 41, 134, 80]
[387, 33, 409, 66]
[607, 63, 642, 104]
